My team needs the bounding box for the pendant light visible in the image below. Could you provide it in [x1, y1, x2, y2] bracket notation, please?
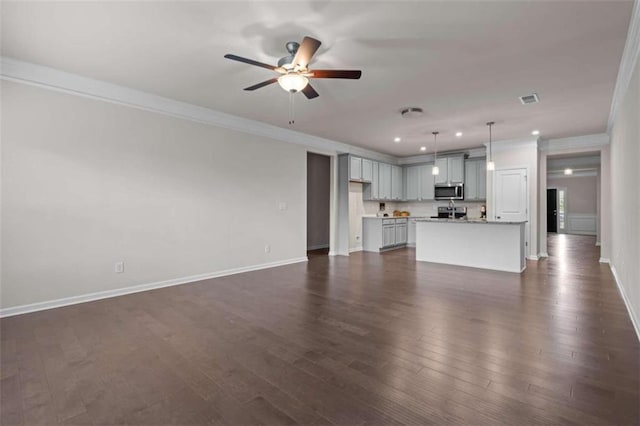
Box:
[486, 121, 495, 171]
[431, 131, 440, 175]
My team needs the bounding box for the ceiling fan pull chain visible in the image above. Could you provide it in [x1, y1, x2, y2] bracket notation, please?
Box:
[288, 91, 295, 126]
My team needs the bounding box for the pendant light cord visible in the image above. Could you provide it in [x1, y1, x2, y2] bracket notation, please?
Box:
[433, 131, 439, 161]
[486, 121, 495, 161]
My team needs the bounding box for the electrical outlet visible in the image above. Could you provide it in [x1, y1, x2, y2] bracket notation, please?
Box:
[115, 261, 124, 273]
[264, 244, 271, 253]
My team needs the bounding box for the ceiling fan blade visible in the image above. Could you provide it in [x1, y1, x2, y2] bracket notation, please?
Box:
[244, 78, 279, 91]
[311, 70, 362, 79]
[302, 84, 319, 99]
[224, 54, 278, 71]
[292, 36, 321, 69]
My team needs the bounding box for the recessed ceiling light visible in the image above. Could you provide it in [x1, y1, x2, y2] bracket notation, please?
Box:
[420, 146, 427, 151]
[531, 130, 540, 135]
[564, 168, 573, 175]
[394, 137, 401, 143]
[455, 132, 463, 137]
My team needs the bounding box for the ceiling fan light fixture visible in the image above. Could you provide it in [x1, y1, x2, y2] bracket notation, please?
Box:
[278, 73, 309, 93]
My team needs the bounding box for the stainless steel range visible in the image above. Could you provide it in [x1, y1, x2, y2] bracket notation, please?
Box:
[431, 206, 467, 219]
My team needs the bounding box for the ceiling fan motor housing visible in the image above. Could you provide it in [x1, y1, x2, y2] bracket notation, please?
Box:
[278, 55, 295, 68]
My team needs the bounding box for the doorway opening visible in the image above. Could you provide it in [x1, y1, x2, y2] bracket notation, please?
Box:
[307, 152, 331, 256]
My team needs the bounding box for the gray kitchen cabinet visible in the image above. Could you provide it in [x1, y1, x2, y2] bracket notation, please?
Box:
[379, 163, 392, 200]
[363, 161, 379, 200]
[349, 156, 362, 181]
[464, 158, 487, 200]
[382, 222, 396, 247]
[434, 155, 465, 184]
[363, 217, 408, 252]
[391, 165, 403, 200]
[395, 219, 408, 244]
[477, 161, 487, 200]
[448, 156, 464, 183]
[362, 159, 373, 182]
[434, 158, 448, 184]
[419, 164, 435, 200]
[405, 166, 420, 201]
[465, 160, 478, 200]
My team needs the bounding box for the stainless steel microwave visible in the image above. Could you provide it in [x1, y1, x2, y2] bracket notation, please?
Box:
[434, 183, 464, 200]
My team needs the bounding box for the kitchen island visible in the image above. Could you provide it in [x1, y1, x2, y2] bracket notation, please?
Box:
[415, 218, 527, 273]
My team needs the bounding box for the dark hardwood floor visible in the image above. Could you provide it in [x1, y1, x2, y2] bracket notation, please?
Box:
[1, 234, 638, 425]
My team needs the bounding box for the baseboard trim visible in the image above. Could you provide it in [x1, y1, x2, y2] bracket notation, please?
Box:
[349, 246, 363, 253]
[328, 251, 337, 256]
[538, 252, 549, 258]
[599, 258, 610, 264]
[0, 257, 308, 318]
[610, 264, 640, 342]
[526, 255, 539, 261]
[596, 241, 601, 246]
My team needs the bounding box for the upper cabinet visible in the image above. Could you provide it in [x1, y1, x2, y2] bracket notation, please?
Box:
[448, 156, 464, 183]
[419, 164, 435, 200]
[362, 158, 404, 202]
[349, 156, 374, 183]
[405, 166, 420, 201]
[378, 163, 392, 200]
[404, 163, 435, 201]
[362, 159, 373, 182]
[349, 156, 362, 181]
[435, 155, 465, 184]
[366, 161, 379, 200]
[391, 165, 403, 200]
[464, 158, 487, 201]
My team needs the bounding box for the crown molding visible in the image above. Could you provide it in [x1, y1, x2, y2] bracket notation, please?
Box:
[539, 133, 610, 153]
[608, 0, 640, 133]
[0, 56, 397, 164]
[483, 136, 539, 152]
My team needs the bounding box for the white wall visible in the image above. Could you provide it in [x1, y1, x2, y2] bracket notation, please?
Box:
[486, 140, 539, 259]
[609, 52, 639, 336]
[307, 153, 330, 250]
[1, 81, 307, 311]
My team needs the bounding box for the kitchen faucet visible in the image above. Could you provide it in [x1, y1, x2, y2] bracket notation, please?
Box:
[448, 200, 455, 219]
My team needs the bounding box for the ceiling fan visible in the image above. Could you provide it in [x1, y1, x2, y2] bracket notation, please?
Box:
[224, 36, 362, 99]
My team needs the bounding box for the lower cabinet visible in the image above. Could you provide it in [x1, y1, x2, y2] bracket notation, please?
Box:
[382, 222, 396, 247]
[395, 221, 408, 245]
[363, 217, 408, 252]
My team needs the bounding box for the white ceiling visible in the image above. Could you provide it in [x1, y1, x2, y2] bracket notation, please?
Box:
[1, 1, 633, 156]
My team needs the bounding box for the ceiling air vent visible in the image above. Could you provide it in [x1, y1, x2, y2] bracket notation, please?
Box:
[519, 93, 540, 105]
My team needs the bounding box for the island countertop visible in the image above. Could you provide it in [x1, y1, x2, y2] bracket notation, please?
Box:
[414, 218, 527, 225]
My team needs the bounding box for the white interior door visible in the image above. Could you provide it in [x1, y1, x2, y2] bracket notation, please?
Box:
[495, 168, 527, 222]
